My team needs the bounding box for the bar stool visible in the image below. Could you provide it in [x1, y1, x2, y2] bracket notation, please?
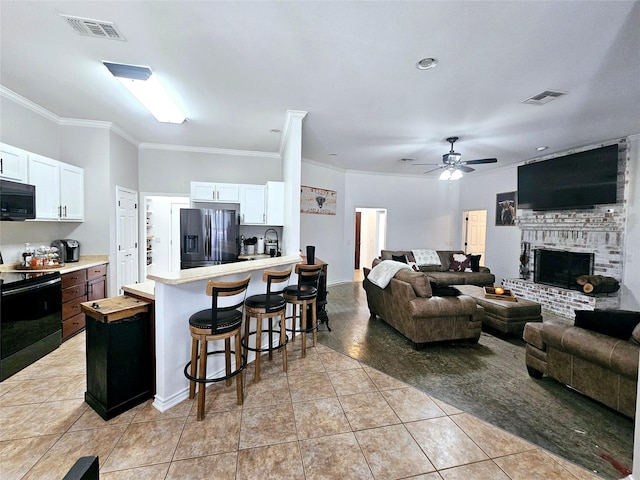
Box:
[183, 275, 251, 421]
[243, 267, 292, 383]
[284, 264, 323, 357]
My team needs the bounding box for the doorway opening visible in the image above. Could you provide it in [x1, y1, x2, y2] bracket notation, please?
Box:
[141, 194, 190, 280]
[463, 209, 487, 266]
[354, 208, 387, 281]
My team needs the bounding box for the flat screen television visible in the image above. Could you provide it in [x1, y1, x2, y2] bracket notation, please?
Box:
[517, 144, 618, 210]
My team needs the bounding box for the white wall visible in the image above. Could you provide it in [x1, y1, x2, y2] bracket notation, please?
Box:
[458, 166, 521, 284]
[300, 161, 346, 284]
[341, 171, 460, 283]
[138, 147, 281, 195]
[622, 134, 640, 311]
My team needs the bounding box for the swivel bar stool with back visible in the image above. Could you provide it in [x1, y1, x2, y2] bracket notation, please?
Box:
[183, 275, 251, 421]
[284, 264, 323, 357]
[242, 267, 292, 383]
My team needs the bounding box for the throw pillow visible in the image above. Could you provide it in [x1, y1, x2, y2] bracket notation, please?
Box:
[574, 309, 640, 341]
[412, 249, 441, 266]
[469, 254, 481, 272]
[449, 253, 472, 272]
[430, 282, 461, 297]
[392, 254, 407, 263]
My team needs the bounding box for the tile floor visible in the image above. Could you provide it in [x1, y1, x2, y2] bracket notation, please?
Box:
[0, 331, 605, 479]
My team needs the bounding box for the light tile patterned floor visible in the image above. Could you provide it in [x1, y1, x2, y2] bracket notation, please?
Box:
[0, 332, 604, 479]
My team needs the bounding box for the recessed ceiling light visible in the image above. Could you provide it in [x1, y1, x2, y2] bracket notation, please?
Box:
[536, 146, 548, 152]
[270, 129, 281, 133]
[400, 158, 415, 162]
[328, 153, 338, 157]
[416, 57, 438, 70]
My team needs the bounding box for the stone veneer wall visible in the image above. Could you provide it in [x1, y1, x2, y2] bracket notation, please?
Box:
[509, 138, 630, 319]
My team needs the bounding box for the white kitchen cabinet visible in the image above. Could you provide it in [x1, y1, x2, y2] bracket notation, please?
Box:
[28, 153, 84, 221]
[190, 181, 239, 202]
[240, 184, 266, 224]
[0, 143, 28, 182]
[266, 181, 284, 226]
[59, 163, 84, 220]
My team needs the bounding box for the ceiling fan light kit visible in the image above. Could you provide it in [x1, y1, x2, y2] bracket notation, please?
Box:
[412, 136, 498, 178]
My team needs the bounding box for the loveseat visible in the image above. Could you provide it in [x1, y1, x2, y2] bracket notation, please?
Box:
[523, 310, 640, 418]
[363, 263, 484, 348]
[380, 249, 495, 287]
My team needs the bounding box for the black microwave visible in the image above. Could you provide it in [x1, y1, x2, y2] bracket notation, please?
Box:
[0, 179, 36, 220]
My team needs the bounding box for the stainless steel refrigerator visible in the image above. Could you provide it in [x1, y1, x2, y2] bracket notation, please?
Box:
[180, 208, 239, 269]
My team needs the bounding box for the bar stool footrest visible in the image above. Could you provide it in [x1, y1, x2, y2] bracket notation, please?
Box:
[184, 349, 246, 384]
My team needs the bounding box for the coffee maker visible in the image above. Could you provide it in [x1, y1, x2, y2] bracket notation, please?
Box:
[51, 239, 81, 263]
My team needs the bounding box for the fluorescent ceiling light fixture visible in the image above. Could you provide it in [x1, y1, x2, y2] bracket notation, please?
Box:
[103, 62, 185, 124]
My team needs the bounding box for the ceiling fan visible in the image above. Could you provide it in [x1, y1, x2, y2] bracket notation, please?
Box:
[413, 136, 497, 180]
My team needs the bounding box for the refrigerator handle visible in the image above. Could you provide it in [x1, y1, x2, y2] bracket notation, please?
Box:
[205, 214, 211, 257]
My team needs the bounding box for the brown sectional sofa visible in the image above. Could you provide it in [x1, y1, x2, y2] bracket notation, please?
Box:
[524, 319, 639, 417]
[363, 264, 484, 348]
[380, 249, 495, 287]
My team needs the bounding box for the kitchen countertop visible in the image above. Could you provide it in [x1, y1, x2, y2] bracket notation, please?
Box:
[0, 255, 109, 274]
[122, 280, 155, 301]
[146, 254, 301, 285]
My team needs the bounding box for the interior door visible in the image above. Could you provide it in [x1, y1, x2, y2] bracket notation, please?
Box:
[116, 187, 139, 293]
[465, 209, 487, 265]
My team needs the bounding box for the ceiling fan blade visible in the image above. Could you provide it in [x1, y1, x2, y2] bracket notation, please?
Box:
[411, 163, 441, 166]
[423, 166, 444, 174]
[462, 158, 498, 165]
[459, 165, 475, 173]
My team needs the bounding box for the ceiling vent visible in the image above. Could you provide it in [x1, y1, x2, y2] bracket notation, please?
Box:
[522, 90, 567, 105]
[60, 14, 126, 41]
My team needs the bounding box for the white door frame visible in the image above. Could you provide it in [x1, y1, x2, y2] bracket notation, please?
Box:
[116, 186, 139, 294]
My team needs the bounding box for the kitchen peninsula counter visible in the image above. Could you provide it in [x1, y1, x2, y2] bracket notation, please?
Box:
[147, 254, 301, 412]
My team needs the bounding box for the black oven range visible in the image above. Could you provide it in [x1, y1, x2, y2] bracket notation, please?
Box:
[0, 271, 62, 381]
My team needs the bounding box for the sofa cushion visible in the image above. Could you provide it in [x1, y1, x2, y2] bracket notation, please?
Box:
[395, 270, 432, 298]
[630, 324, 640, 345]
[449, 253, 472, 272]
[574, 309, 640, 341]
[412, 249, 441, 266]
[380, 250, 413, 261]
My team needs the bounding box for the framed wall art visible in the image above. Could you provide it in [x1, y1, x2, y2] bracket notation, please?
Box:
[300, 185, 337, 215]
[496, 191, 517, 226]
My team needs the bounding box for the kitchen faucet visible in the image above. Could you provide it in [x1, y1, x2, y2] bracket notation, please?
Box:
[264, 228, 279, 254]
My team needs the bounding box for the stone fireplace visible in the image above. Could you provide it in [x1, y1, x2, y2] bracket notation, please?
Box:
[503, 139, 630, 319]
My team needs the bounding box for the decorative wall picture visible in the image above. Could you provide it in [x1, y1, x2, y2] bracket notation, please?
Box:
[301, 185, 337, 215]
[496, 191, 517, 226]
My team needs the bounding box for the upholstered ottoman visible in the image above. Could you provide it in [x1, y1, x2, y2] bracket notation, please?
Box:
[456, 285, 543, 336]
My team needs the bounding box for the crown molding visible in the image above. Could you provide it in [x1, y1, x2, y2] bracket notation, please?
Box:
[1, 85, 60, 123]
[138, 142, 280, 158]
[1, 84, 139, 146]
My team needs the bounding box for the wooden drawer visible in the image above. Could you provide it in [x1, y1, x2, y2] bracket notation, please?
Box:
[62, 283, 87, 303]
[62, 269, 87, 288]
[87, 264, 107, 281]
[63, 313, 86, 340]
[62, 295, 88, 320]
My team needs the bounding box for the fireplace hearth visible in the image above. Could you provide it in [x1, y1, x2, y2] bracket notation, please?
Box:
[534, 249, 594, 290]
